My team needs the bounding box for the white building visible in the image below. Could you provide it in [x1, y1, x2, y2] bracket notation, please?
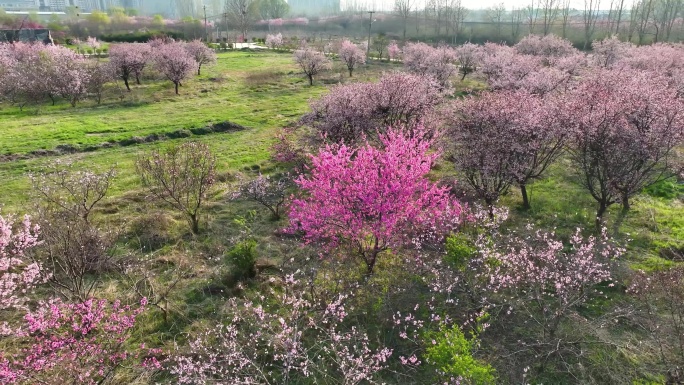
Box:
[0, 0, 38, 11]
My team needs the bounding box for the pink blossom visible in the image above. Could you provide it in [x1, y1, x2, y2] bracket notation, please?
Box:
[289, 127, 465, 275]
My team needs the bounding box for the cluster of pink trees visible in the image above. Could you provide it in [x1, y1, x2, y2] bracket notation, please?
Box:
[440, 34, 684, 225]
[562, 69, 683, 223]
[0, 39, 217, 108]
[0, 43, 113, 108]
[300, 72, 443, 144]
[403, 42, 458, 89]
[110, 39, 216, 95]
[0, 213, 156, 384]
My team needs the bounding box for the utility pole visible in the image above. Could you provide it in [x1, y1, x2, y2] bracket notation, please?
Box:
[366, 10, 375, 56]
[223, 12, 228, 42]
[203, 5, 208, 42]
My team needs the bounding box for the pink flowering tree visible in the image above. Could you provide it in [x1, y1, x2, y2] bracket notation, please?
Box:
[109, 43, 151, 91]
[1, 298, 157, 384]
[266, 32, 284, 50]
[337, 39, 366, 77]
[387, 40, 401, 61]
[449, 90, 564, 211]
[301, 72, 443, 144]
[84, 61, 114, 105]
[289, 128, 465, 275]
[403, 42, 458, 90]
[184, 40, 217, 76]
[479, 42, 581, 96]
[294, 47, 332, 85]
[563, 69, 684, 225]
[46, 45, 90, 107]
[591, 35, 634, 68]
[170, 275, 392, 384]
[0, 215, 42, 314]
[153, 42, 197, 95]
[514, 34, 579, 58]
[455, 42, 482, 81]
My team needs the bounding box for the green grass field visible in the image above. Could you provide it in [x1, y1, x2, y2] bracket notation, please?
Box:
[1, 49, 682, 384]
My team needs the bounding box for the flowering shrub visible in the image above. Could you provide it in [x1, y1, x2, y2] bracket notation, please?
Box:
[0, 215, 42, 314]
[170, 275, 392, 384]
[266, 32, 284, 49]
[289, 127, 465, 274]
[1, 298, 156, 385]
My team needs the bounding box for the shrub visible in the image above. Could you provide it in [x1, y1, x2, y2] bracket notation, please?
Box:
[128, 212, 175, 252]
[424, 324, 496, 385]
[226, 239, 257, 280]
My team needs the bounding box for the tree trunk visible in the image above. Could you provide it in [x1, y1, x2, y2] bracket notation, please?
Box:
[596, 201, 608, 230]
[520, 183, 531, 210]
[174, 82, 180, 95]
[349, 68, 353, 77]
[124, 77, 131, 91]
[135, 75, 141, 85]
[308, 74, 313, 86]
[197, 64, 202, 76]
[365, 253, 377, 276]
[190, 214, 199, 234]
[622, 195, 630, 211]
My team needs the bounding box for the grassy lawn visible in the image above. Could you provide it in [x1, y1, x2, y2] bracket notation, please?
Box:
[0, 49, 682, 384]
[0, 51, 323, 209]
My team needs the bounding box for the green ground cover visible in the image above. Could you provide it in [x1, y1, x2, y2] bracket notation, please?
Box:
[0, 49, 682, 384]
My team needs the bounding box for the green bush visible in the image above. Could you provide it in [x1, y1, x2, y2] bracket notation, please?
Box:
[424, 324, 496, 385]
[226, 239, 258, 280]
[445, 233, 477, 271]
[99, 31, 185, 43]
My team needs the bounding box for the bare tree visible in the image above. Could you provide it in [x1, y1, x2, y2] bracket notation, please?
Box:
[611, 0, 627, 33]
[225, 0, 257, 42]
[560, 0, 572, 37]
[395, 0, 413, 41]
[30, 163, 118, 301]
[633, 0, 655, 44]
[540, 0, 561, 34]
[511, 7, 525, 39]
[486, 3, 507, 39]
[136, 142, 217, 234]
[527, 0, 540, 33]
[583, 0, 602, 49]
[653, 0, 682, 42]
[448, 0, 468, 44]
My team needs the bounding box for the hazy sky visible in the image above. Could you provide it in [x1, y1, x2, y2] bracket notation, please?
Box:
[339, 0, 590, 11]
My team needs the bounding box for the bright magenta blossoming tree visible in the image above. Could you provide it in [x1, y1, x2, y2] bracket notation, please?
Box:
[289, 127, 465, 275]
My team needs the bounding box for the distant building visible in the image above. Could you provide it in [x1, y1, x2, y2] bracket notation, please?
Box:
[0, 28, 54, 43]
[0, 0, 38, 11]
[288, 0, 340, 15]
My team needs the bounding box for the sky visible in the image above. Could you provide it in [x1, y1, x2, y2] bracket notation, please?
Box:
[338, 0, 590, 12]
